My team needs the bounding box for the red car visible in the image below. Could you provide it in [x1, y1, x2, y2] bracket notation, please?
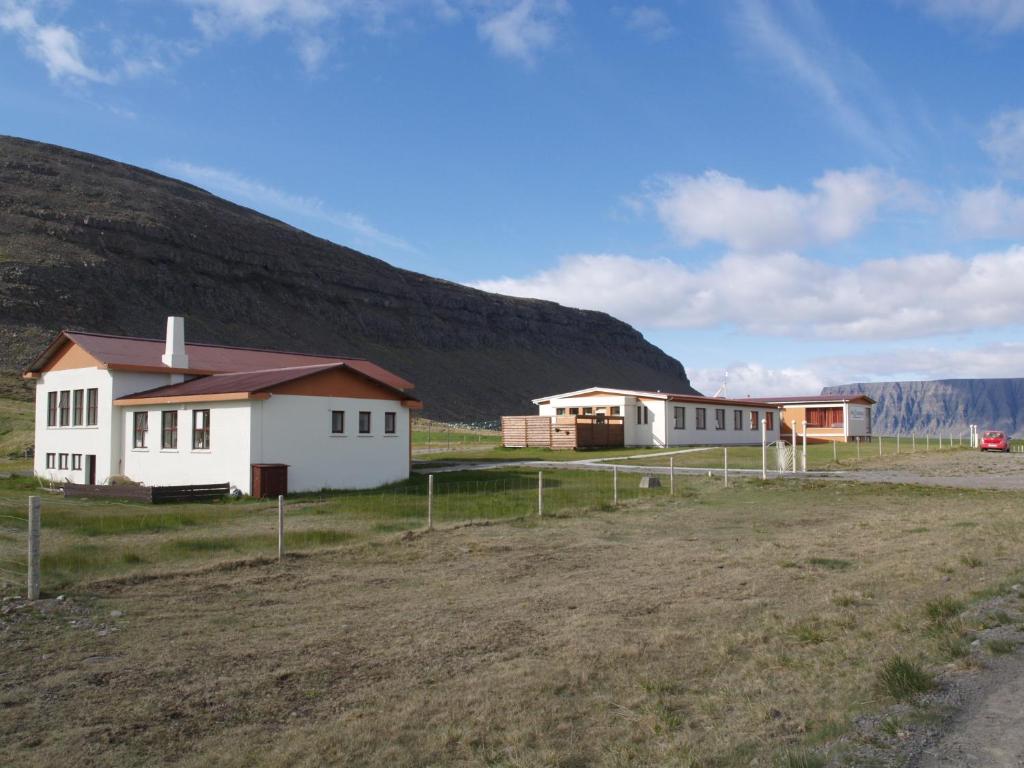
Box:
[980, 431, 1010, 452]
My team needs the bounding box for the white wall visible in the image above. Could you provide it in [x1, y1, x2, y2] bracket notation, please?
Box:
[121, 402, 254, 492]
[252, 395, 410, 492]
[847, 404, 872, 438]
[34, 367, 115, 484]
[34, 367, 197, 485]
[662, 403, 780, 446]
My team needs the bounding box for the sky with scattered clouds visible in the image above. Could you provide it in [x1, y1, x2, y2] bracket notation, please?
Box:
[3, 0, 1024, 395]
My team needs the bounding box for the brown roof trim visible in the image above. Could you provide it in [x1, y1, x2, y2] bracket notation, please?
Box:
[114, 392, 271, 406]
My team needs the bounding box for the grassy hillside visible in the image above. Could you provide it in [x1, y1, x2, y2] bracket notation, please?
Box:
[0, 397, 32, 472]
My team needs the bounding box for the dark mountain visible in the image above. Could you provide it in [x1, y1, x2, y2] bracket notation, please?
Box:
[0, 136, 697, 419]
[822, 379, 1024, 436]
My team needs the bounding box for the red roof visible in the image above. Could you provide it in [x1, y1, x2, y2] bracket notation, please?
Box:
[737, 394, 877, 405]
[114, 363, 420, 403]
[26, 330, 413, 391]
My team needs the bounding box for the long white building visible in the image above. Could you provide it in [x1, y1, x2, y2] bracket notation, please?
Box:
[24, 317, 421, 495]
[532, 387, 782, 448]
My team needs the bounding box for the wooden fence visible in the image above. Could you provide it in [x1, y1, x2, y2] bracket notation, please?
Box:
[64, 482, 229, 504]
[503, 415, 624, 450]
[501, 416, 553, 448]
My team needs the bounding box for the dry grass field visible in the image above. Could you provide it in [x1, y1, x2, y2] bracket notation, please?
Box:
[4, 473, 1024, 767]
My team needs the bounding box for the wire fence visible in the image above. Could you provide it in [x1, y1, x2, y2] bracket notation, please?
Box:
[0, 500, 28, 593]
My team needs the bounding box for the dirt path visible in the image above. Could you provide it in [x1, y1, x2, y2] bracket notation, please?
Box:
[915, 659, 1024, 766]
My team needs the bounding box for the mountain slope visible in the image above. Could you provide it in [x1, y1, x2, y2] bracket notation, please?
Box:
[0, 136, 696, 419]
[822, 380, 1024, 436]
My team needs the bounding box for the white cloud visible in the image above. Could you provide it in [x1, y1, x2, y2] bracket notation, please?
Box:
[477, 0, 568, 64]
[691, 341, 1024, 397]
[983, 110, 1024, 177]
[735, 0, 903, 157]
[626, 5, 674, 40]
[955, 185, 1024, 238]
[913, 0, 1024, 32]
[651, 168, 909, 252]
[0, 0, 110, 82]
[690, 363, 824, 398]
[186, 0, 338, 38]
[163, 161, 417, 253]
[469, 246, 1024, 340]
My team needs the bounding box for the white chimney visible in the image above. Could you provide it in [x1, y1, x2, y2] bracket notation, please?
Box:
[161, 316, 189, 369]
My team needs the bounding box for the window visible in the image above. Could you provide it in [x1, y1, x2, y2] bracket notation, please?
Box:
[58, 390, 70, 426]
[58, 453, 68, 470]
[72, 389, 84, 426]
[162, 411, 178, 449]
[636, 405, 643, 425]
[610, 406, 621, 416]
[555, 408, 565, 416]
[384, 411, 397, 434]
[582, 407, 593, 415]
[359, 411, 371, 434]
[86, 388, 98, 426]
[674, 406, 686, 430]
[72, 454, 82, 470]
[750, 410, 760, 430]
[806, 407, 844, 428]
[569, 407, 579, 415]
[133, 411, 148, 449]
[766, 411, 775, 430]
[47, 392, 58, 426]
[331, 410, 345, 434]
[696, 407, 706, 430]
[733, 410, 743, 431]
[715, 408, 726, 430]
[45, 453, 55, 469]
[193, 409, 210, 449]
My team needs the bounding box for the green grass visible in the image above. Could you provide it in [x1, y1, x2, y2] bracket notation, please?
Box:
[774, 748, 826, 768]
[985, 638, 1017, 655]
[877, 656, 935, 701]
[0, 397, 33, 473]
[806, 557, 853, 571]
[924, 596, 965, 623]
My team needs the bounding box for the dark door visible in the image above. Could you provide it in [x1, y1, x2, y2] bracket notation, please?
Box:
[85, 455, 96, 485]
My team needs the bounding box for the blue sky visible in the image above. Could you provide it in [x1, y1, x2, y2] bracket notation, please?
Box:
[4, 0, 1024, 395]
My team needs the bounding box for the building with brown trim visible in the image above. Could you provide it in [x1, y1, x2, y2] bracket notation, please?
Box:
[23, 317, 421, 494]
[737, 395, 876, 443]
[525, 387, 783, 448]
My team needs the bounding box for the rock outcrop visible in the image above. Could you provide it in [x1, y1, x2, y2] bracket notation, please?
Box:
[822, 380, 1024, 436]
[0, 136, 697, 419]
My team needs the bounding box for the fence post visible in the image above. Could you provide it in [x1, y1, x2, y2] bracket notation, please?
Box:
[912, 434, 916, 453]
[27, 496, 40, 601]
[427, 474, 434, 530]
[857, 436, 861, 459]
[879, 434, 883, 457]
[277, 495, 285, 561]
[832, 439, 837, 462]
[537, 471, 543, 517]
[801, 421, 807, 473]
[897, 432, 901, 455]
[723, 447, 729, 487]
[613, 466, 618, 506]
[761, 418, 767, 480]
[669, 457, 675, 495]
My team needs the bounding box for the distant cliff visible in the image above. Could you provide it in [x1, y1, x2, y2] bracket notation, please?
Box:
[0, 136, 698, 419]
[822, 379, 1024, 436]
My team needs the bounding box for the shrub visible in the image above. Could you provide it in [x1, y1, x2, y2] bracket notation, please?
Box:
[877, 656, 934, 701]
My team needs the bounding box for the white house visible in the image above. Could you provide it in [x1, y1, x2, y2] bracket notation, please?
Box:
[24, 317, 421, 495]
[531, 387, 782, 448]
